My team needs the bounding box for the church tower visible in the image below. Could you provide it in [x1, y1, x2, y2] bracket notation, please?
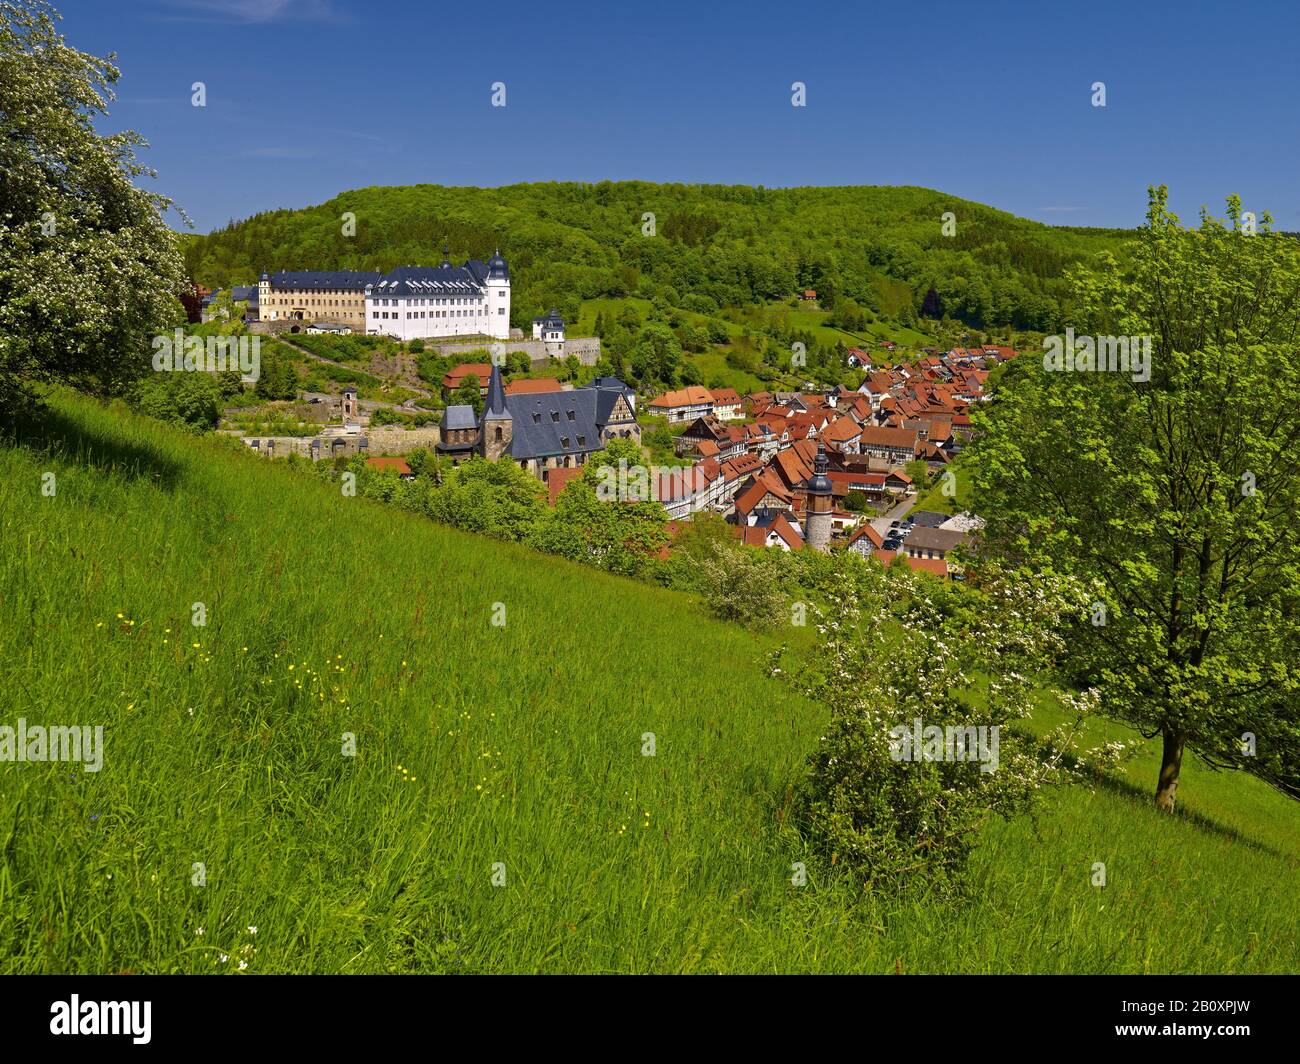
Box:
[804, 442, 833, 552]
[480, 362, 513, 461]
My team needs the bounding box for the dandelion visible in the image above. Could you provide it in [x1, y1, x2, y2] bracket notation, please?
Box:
[192, 643, 200, 649]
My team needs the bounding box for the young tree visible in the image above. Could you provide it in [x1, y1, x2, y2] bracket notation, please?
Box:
[451, 374, 483, 416]
[793, 558, 1118, 894]
[972, 187, 1300, 811]
[0, 0, 187, 405]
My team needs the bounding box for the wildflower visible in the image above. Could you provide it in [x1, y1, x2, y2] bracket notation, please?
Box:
[219, 954, 227, 963]
[196, 928, 204, 936]
[238, 961, 248, 971]
[247, 926, 257, 935]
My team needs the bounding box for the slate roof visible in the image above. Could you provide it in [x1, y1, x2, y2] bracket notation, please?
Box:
[581, 377, 637, 426]
[263, 270, 383, 290]
[505, 389, 602, 460]
[370, 261, 490, 297]
[442, 405, 478, 432]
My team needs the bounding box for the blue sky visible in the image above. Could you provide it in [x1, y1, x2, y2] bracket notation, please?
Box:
[56, 0, 1300, 234]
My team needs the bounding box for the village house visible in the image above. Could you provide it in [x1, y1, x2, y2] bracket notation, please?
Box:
[858, 425, 919, 466]
[647, 385, 716, 423]
[902, 526, 969, 563]
[710, 387, 743, 420]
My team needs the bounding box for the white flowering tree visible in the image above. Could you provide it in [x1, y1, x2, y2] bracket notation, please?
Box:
[0, 0, 186, 407]
[789, 558, 1123, 895]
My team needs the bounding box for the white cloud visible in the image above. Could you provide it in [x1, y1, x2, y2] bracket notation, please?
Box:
[154, 0, 348, 24]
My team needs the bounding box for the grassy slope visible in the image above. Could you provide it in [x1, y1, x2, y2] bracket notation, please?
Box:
[1, 392, 1296, 973]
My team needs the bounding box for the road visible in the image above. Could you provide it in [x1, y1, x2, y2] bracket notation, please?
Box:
[869, 494, 918, 539]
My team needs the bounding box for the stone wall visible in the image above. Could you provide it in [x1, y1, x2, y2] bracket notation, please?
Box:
[428, 336, 602, 368]
[240, 426, 441, 461]
[366, 426, 441, 454]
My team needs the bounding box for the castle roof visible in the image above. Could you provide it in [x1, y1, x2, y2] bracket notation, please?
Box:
[263, 270, 383, 290]
[370, 261, 490, 297]
[486, 249, 509, 281]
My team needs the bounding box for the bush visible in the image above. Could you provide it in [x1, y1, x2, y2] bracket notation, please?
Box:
[694, 541, 786, 628]
[130, 371, 221, 433]
[793, 561, 1119, 897]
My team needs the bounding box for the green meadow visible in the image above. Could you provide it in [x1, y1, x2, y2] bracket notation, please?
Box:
[1, 391, 1296, 973]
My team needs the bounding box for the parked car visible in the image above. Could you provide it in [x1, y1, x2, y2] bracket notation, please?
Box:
[883, 538, 903, 551]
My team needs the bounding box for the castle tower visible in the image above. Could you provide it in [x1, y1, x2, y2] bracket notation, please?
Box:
[804, 442, 833, 552]
[484, 248, 511, 340]
[480, 362, 513, 461]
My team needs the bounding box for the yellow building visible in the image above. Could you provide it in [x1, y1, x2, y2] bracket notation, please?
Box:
[258, 270, 382, 331]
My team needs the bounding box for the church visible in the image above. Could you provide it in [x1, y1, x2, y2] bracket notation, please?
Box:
[437, 364, 640, 478]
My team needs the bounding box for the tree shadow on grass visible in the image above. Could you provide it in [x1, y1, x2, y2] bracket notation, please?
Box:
[2, 398, 185, 492]
[1090, 767, 1287, 861]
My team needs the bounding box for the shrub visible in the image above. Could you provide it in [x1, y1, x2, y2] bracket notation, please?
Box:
[694, 541, 786, 628]
[792, 560, 1121, 897]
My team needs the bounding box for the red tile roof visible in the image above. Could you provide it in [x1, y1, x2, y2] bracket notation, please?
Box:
[547, 466, 585, 506]
[366, 457, 412, 475]
[505, 377, 563, 395]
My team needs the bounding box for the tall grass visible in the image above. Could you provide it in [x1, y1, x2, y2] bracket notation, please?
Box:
[0, 391, 1295, 973]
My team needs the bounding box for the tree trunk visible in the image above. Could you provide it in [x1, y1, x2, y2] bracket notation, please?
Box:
[1155, 728, 1186, 812]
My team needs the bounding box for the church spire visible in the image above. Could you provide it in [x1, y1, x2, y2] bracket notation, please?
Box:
[483, 361, 508, 418]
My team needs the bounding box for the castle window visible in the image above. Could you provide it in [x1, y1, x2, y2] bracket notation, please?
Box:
[495, 426, 502, 442]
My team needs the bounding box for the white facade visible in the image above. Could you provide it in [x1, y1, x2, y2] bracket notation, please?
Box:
[366, 289, 509, 341]
[364, 253, 511, 342]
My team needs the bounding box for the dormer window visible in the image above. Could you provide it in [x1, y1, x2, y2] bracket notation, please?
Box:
[566, 410, 575, 421]
[532, 412, 541, 424]
[551, 411, 560, 423]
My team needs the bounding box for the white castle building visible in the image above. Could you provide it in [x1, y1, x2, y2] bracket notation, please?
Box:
[365, 247, 510, 341]
[257, 248, 511, 341]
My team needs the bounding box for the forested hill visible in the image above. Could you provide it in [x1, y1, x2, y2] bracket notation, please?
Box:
[183, 182, 1129, 333]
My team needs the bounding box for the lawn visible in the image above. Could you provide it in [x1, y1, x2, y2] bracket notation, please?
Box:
[1, 390, 1295, 973]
